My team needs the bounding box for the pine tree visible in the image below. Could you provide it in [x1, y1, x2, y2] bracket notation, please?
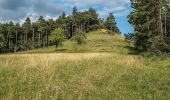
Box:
[0, 7, 117, 53]
[37, 16, 46, 48]
[22, 17, 32, 50]
[14, 23, 21, 52]
[128, 0, 170, 53]
[105, 13, 120, 34]
[0, 23, 4, 49]
[73, 6, 78, 16]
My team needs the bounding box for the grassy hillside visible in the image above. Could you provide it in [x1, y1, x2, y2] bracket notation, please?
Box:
[0, 30, 170, 100]
[27, 29, 128, 54]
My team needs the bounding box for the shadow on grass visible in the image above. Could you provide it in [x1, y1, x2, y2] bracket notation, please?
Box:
[124, 46, 170, 61]
[124, 46, 138, 55]
[55, 48, 68, 52]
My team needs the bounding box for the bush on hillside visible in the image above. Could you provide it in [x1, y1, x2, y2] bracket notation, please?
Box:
[72, 30, 86, 45]
[107, 30, 115, 35]
[148, 36, 170, 54]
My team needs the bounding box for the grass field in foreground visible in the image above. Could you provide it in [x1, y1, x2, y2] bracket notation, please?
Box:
[0, 30, 170, 100]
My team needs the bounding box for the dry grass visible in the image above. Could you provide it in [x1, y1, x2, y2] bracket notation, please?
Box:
[0, 52, 170, 100]
[0, 30, 169, 100]
[0, 53, 111, 68]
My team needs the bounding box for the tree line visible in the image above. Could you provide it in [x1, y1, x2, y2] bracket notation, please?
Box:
[0, 6, 120, 53]
[127, 0, 170, 54]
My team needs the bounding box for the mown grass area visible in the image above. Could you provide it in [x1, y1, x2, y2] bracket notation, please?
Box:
[0, 30, 170, 100]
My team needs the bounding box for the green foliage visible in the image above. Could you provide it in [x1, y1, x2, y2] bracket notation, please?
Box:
[148, 36, 170, 54]
[0, 31, 170, 99]
[0, 24, 4, 48]
[0, 7, 120, 53]
[105, 13, 120, 34]
[72, 6, 78, 16]
[27, 30, 127, 53]
[124, 33, 135, 41]
[49, 28, 65, 48]
[0, 34, 3, 48]
[72, 30, 86, 45]
[22, 17, 32, 50]
[128, 0, 170, 54]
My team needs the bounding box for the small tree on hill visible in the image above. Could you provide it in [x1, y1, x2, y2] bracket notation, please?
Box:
[72, 30, 86, 45]
[49, 28, 65, 48]
[105, 13, 120, 34]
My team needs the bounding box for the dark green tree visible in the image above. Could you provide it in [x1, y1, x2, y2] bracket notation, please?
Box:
[0, 7, 118, 53]
[14, 23, 21, 52]
[37, 16, 46, 48]
[128, 0, 170, 53]
[105, 13, 120, 34]
[72, 30, 86, 45]
[0, 24, 4, 49]
[0, 34, 3, 48]
[22, 17, 32, 50]
[73, 6, 78, 16]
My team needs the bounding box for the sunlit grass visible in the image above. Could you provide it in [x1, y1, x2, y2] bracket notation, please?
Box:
[27, 29, 129, 54]
[0, 30, 169, 100]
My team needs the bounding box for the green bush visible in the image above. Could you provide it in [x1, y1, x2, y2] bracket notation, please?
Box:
[72, 30, 86, 45]
[106, 30, 115, 35]
[49, 28, 65, 48]
[89, 24, 100, 31]
[148, 36, 170, 54]
[0, 34, 3, 48]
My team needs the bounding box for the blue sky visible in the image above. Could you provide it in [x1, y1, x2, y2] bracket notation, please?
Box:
[0, 0, 132, 34]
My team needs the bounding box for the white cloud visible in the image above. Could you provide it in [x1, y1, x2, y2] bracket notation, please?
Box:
[0, 0, 131, 22]
[71, 0, 131, 17]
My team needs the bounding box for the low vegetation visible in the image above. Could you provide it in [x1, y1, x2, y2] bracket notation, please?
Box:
[0, 30, 169, 100]
[26, 30, 126, 53]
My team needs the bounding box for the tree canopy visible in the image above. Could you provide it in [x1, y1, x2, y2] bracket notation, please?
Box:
[128, 0, 170, 53]
[0, 7, 120, 53]
[49, 28, 65, 48]
[105, 13, 120, 34]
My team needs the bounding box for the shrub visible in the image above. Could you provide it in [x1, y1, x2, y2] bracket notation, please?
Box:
[148, 36, 170, 54]
[72, 30, 86, 45]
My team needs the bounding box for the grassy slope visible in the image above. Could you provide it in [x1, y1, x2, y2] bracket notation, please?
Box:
[0, 30, 170, 100]
[26, 30, 128, 54]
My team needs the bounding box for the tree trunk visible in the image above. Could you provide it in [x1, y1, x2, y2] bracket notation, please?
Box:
[72, 24, 74, 36]
[24, 33, 25, 50]
[165, 13, 167, 35]
[25, 33, 27, 50]
[15, 30, 18, 52]
[8, 32, 11, 52]
[38, 33, 40, 48]
[32, 28, 35, 49]
[7, 31, 9, 52]
[159, 8, 163, 38]
[46, 31, 48, 47]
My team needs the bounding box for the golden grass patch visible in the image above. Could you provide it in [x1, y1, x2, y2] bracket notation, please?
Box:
[0, 53, 111, 68]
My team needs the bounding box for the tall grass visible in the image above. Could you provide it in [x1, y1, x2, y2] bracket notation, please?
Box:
[0, 53, 169, 100]
[0, 30, 169, 100]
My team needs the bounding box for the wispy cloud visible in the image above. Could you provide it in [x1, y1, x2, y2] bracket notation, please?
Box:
[0, 0, 131, 22]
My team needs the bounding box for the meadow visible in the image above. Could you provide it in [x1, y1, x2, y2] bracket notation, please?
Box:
[0, 30, 170, 100]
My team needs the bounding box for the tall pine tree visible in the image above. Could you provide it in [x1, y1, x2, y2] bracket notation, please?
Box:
[105, 13, 120, 34]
